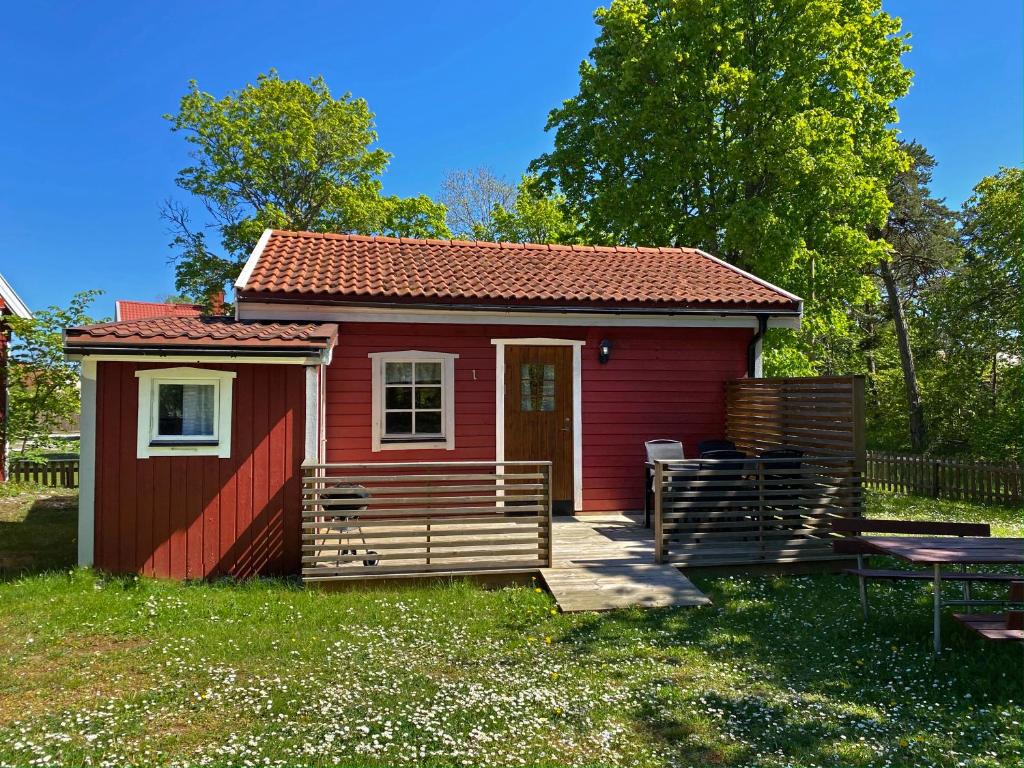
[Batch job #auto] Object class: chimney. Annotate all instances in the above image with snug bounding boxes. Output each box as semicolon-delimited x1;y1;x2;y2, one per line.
208;290;225;316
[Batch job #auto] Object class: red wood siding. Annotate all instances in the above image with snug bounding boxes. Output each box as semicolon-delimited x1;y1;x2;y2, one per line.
325;322;750;511
579;326;749;511
93;361;304;578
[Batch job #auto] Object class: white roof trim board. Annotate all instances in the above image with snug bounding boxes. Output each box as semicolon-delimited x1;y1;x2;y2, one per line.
0;272;31;318
234;229;272;291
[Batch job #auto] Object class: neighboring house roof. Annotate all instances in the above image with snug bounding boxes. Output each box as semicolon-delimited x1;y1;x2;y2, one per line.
0;272;32;318
115;300;204;321
64;316;338;357
234;230;802;314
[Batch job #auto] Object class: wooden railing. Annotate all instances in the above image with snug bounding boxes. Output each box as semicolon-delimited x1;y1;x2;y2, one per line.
8;456;80;488
301;461;553;581
653;455;862;567
865;451;1022;505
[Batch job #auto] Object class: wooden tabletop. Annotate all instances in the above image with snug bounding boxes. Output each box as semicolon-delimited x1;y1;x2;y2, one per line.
852;536;1024;564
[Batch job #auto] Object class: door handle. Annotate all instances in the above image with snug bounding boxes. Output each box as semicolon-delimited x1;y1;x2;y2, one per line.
561;417;571;432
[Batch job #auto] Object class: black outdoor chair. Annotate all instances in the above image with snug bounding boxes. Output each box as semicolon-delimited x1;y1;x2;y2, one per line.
644;439;685;528
697;438;736;455
698;448;749;472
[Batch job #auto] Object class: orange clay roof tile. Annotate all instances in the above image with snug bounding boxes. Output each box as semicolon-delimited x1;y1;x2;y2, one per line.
64;317;338;352
235;230;800;312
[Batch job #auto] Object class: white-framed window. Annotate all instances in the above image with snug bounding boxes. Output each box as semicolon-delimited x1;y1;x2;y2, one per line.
368;351;457;451
135;367;236;459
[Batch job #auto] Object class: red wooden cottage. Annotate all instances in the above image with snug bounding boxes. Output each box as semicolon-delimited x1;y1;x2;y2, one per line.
64;230;804;579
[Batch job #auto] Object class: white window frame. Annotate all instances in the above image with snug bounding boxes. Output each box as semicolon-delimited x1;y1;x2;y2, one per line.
368;351;458;451
135;367;236;459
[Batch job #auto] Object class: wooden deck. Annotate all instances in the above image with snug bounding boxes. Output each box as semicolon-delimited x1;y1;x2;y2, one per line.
543;514;710;612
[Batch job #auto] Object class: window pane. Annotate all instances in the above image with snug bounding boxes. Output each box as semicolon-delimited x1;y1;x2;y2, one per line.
520;364;555;412
385;412;413;435
385;362;412;384
385;386;412;409
415;362;442;384
415;411;442;435
415;386;442;409
158;384;184;435
181;384;215;435
158;383;215;436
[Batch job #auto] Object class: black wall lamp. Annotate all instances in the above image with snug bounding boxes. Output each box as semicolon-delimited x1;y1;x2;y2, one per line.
598;338;612;364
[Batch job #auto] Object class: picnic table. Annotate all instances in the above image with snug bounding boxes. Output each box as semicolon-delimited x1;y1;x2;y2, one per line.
845;536;1024;652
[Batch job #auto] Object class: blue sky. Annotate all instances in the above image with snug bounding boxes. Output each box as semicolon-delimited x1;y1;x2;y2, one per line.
1;1;1020;316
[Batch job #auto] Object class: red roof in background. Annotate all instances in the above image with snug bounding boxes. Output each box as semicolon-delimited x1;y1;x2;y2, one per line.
115;300;204;321
64;316;338;354
235;230;801;312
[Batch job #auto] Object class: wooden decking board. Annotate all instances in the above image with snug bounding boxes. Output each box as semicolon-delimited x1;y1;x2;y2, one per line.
542;513;710;612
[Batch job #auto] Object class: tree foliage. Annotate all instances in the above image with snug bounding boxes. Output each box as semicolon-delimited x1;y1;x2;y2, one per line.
532;0;913;369
916;168;1023;460
440;172;583;244
7;291;102;460
867;141;958;450
439;168;517;238
164;71;450;300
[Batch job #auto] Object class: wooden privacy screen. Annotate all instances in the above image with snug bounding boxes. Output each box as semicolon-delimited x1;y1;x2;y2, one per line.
653;456;862;567
725;376;866;471
301;461;553;581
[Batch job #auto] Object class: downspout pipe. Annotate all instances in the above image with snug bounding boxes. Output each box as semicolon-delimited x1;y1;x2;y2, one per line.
747;315;769;378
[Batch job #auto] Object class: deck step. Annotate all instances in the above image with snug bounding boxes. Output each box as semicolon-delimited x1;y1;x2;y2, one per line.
540;564;711;612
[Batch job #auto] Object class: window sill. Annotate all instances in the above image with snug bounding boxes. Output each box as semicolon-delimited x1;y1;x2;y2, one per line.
138;441;229;459
149;439;219;447
376;438;453;452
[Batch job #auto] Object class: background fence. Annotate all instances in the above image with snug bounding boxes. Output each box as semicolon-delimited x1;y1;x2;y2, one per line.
8;455;80;488
864;451;1022;505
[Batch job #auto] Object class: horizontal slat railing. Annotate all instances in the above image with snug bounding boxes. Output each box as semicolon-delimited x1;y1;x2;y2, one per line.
301;460;553;581
865;451;1022;505
726;376;866;471
653;456;861;567
9;457;80;488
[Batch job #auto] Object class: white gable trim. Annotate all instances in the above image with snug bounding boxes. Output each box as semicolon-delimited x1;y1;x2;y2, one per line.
233;229;273;297
692;248;804;306
0;273;31;318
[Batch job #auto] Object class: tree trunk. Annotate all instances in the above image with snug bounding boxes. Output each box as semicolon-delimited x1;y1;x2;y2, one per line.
879;259;927;451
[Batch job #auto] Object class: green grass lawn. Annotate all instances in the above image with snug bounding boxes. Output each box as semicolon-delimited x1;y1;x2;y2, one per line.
0;489;1020;768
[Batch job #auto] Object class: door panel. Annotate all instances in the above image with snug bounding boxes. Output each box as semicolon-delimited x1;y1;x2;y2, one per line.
504;345;573;508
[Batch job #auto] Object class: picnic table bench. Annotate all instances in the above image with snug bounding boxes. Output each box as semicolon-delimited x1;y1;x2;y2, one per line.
832;518;1024;652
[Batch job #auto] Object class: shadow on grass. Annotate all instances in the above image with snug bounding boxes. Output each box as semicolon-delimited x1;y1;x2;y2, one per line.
557;571;1023;764
0;492;78;578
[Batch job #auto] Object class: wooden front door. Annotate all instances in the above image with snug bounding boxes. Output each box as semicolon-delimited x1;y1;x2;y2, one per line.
504;345;574;510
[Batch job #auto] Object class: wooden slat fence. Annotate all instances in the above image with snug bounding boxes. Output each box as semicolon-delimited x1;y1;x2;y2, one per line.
8;456;80;488
301;460;553;581
726;376;866;470
865;451;1022;505
653;455;861;567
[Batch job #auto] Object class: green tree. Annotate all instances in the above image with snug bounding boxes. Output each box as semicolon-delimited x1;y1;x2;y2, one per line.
532;0;912;370
439;167;517;238
7;291;102;460
480;176;584;244
917;167;1022;460
440;172;583;244
163;71;449;300
869;141;958;451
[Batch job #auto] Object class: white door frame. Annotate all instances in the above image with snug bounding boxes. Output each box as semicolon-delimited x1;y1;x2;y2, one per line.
492;338;584;511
